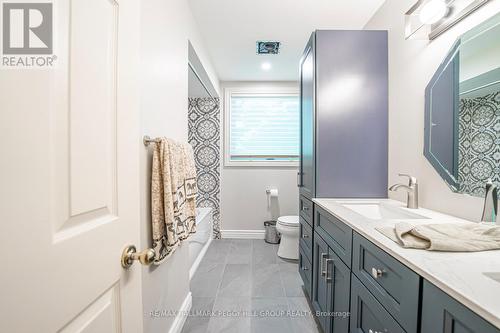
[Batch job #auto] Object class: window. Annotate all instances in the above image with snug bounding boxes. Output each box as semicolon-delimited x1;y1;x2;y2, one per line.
224;88;300;166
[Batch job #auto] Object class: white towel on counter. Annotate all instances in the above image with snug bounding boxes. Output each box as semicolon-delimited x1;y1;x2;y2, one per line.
151;138;197;265
376;222;500;252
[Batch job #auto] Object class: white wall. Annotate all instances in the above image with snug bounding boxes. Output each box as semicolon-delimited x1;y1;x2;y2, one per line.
365;0;500;222
220;81;300;232
139;1;219;332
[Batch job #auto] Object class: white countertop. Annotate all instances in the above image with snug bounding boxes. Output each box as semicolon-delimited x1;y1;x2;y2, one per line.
313;198;500;329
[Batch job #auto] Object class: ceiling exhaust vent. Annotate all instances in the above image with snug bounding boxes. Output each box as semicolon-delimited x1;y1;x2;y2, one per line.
256;41;281;55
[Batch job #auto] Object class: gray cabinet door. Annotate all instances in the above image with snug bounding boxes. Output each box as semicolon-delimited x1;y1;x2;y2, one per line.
421;280;500;333
312;232;330;332
326;248;351;333
299;36;315;199
299;245;312;298
350;275;405;333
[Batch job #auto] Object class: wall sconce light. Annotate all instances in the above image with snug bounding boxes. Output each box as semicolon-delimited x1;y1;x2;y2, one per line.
405;0;490;40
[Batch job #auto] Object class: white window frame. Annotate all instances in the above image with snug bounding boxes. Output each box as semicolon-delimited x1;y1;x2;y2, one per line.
224;86;300;167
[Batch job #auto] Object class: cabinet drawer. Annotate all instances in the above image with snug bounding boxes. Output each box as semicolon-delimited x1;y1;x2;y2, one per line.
299;216;312;260
314;206;352;268
352;232;420;333
350;275;405;333
422;280;500;333
299;196;313;225
299;245;312;298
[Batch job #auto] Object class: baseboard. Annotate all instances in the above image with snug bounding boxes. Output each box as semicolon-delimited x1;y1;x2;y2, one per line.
189;236;213;280
168;292;192;333
220;229;265;239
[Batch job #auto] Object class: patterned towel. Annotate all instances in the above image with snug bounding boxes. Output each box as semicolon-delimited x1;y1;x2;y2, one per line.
151;138;197;264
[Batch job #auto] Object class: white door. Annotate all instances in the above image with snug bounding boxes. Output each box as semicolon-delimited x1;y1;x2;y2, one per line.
0;0;143;332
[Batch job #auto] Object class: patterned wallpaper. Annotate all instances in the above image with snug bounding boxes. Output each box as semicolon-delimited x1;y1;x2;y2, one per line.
188;97;221;238
458;91;500;196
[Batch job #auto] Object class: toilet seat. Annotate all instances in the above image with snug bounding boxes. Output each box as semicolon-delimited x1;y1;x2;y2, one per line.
277;215;299;227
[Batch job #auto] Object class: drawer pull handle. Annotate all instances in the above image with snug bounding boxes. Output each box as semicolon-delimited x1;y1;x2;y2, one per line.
301;266;309;271
325;258;334;283
302;233;309;238
368;330;384;333
320;253;328;276
371;267;384;279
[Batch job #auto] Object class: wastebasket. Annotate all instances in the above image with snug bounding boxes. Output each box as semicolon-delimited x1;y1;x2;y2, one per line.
264;220;280;244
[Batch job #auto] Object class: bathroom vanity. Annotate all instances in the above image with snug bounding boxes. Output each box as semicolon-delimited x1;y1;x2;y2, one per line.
299;198;500;333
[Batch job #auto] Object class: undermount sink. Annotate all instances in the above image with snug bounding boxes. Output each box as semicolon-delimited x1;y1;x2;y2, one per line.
341;202;429;220
484;272;500;283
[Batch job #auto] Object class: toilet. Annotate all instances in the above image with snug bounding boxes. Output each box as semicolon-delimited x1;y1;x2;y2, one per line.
276;215;300;260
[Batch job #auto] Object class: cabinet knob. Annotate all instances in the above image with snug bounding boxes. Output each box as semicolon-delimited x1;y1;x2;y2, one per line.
371;267;384;279
301;206;310;211
302;233;309;238
301;266;309;271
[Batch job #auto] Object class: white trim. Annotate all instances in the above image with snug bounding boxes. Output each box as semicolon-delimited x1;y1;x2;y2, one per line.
220;229;266;239
189;236;213;280
168;292;192;333
223;86;300;168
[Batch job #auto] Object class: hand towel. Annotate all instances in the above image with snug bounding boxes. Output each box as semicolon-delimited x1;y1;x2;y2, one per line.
376;222;500;252
151;138;197;264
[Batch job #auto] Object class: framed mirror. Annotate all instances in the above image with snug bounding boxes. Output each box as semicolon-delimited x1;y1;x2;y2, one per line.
424;12;500;197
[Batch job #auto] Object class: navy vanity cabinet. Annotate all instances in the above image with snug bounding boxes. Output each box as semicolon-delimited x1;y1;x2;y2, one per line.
312;233;330;331
314;206;352;268
352;233;420;333
299;195;313;223
350;275;405;333
298;30;388;200
421;280;500;333
298;246;312;298
312;231;351;333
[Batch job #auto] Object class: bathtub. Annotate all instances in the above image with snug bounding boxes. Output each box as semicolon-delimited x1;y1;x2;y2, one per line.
188;207;213;279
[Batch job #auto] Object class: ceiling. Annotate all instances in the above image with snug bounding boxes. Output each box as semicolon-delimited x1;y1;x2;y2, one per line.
188;0;386;82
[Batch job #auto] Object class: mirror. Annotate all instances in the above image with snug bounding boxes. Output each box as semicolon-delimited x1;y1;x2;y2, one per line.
424;12;500;197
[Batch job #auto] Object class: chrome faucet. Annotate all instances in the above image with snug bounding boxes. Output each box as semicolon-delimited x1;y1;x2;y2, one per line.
481;179;498;223
389;174;419;209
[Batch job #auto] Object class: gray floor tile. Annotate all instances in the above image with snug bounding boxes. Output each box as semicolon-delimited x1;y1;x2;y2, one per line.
287;297;321;333
218;264;252;297
251;264;285;297
181;297;215;333
250;297;292;333
203;239;231;264
252;239;278;265
279;262;305;297
208;297;251;333
226;239;253;264
191;262;225;297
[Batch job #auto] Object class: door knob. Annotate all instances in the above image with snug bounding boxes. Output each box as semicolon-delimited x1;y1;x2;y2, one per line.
121;245;155;268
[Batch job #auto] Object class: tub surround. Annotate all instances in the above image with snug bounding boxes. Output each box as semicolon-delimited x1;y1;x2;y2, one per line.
313;198;500;329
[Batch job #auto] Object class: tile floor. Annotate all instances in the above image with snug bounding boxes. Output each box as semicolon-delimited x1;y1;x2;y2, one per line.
182;239;321;333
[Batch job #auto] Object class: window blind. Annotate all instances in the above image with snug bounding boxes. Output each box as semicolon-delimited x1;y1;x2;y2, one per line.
229;94;300;161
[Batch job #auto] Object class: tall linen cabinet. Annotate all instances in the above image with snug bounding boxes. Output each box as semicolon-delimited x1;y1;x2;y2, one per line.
298;30;388;199
298;30;388;333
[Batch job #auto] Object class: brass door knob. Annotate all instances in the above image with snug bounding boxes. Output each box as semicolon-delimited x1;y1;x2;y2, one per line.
121;245;155;268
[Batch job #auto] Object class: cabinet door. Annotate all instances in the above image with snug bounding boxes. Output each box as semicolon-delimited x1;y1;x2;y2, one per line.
312;232;330;332
350;275;405;333
326;248;351;333
299;245;312;298
299;36;315;198
421;280;500;333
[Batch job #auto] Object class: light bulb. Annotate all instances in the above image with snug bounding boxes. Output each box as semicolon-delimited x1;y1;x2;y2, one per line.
419;0;448;25
261;62;271;71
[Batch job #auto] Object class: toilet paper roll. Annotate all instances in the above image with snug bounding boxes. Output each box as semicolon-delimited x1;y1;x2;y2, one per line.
267;188;279;209
268;188;279;197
